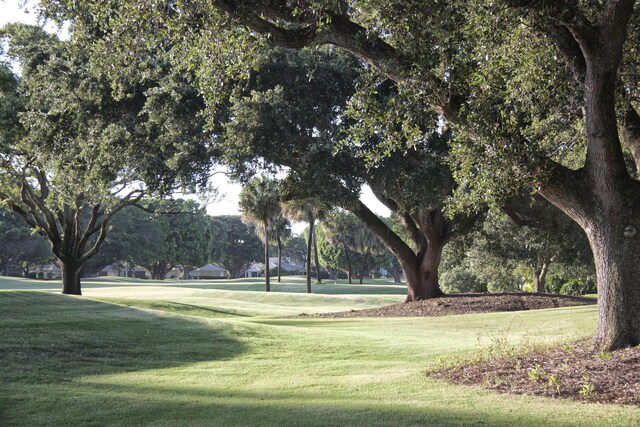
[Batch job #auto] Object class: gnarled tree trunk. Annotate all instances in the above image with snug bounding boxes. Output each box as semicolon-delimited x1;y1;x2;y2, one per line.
349;201;454;301
401;235;445;301
60;259;82;295
533;259;553;293
538;5;640;348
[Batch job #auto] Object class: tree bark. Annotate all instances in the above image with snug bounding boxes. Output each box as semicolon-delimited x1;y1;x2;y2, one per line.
306;217;314;293
359;249;369;285
313;225;322;283
401;236;445;302
344;246;352;284
536;3;640;348
149;262;170;280
60;259;82;295
533;262;550;293
264;222;271;292
277;235;282;282
587;219;640;349
348;200;447;301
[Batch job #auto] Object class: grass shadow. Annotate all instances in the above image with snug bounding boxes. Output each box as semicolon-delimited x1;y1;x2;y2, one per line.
0;291;247;382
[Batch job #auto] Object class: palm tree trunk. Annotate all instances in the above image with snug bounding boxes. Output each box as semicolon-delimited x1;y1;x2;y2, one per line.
264;222;271;292
306;218;314;293
344;246;352;284
277;235;282;282
313;224;322;284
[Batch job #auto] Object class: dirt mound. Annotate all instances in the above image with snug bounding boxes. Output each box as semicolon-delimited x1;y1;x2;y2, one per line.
302;293;595;318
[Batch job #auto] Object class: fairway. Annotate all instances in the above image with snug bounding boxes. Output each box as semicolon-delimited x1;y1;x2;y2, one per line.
0;277;637;426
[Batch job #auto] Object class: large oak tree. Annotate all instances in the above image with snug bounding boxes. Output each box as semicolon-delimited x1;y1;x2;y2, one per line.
0;23;212;294
39;1;640;349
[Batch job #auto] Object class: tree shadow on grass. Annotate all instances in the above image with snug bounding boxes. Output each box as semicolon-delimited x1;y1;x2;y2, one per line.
2;380;624;426
0;291;247;382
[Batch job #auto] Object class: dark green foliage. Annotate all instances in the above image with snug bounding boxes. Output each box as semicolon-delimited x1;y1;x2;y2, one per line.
209;215;262;278
0;206;51;276
441;198;595;294
0;23;214;293
132;199;212;280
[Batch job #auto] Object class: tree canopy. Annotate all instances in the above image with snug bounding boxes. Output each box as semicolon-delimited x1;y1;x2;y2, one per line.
0;23;213;294
32;0;640;349
209;215;262;279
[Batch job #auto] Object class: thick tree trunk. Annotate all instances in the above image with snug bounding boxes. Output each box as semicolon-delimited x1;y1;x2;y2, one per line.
264;223;271;292
402;239;445;302
539;36;640;349
587;217;640;349
542;172;640;351
349;200;447;301
60;259;82;295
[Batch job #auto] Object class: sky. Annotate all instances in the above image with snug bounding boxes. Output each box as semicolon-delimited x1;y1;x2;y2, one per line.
0;0;391;232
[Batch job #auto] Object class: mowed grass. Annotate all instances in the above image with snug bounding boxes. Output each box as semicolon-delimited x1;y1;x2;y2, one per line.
1;277;638;426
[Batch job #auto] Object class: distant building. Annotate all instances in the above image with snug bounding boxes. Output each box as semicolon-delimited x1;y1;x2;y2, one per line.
99;263;147;279
243;263;263;278
189;264;228;279
31;263;62;280
266;257;305;274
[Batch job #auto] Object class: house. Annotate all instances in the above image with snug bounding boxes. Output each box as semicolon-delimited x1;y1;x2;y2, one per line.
266;257;305;274
31;263;62;280
243;262;263;278
99;263;147;279
189;264;228;279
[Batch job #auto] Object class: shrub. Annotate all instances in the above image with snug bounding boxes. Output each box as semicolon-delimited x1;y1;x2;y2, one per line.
440;268;487;294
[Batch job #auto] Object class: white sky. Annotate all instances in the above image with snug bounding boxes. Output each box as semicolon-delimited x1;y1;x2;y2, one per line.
0;0;391;233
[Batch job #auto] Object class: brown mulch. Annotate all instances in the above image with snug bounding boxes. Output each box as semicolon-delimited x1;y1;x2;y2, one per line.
300;293;595;318
299;293;639;405
429;340;640;405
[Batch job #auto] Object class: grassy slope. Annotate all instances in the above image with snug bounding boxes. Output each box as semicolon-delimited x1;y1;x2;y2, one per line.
0;277;637;426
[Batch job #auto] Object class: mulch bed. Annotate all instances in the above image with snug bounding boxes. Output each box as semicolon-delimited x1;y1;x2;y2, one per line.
300;293;595;318
429;340;640;405
299;293;638;405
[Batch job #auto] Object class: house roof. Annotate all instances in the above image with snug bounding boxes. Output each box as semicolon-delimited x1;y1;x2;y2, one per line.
191;264;226;273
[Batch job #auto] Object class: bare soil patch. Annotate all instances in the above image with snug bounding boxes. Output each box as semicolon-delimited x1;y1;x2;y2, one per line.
301;293;595;318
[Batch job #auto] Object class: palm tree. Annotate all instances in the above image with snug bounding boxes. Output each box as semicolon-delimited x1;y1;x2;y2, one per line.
282;198;327;293
239;176;281;292
272;215;292;282
254;213;292;283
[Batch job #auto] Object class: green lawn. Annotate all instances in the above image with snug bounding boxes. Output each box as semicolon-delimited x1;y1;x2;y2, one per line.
0;277;637;426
